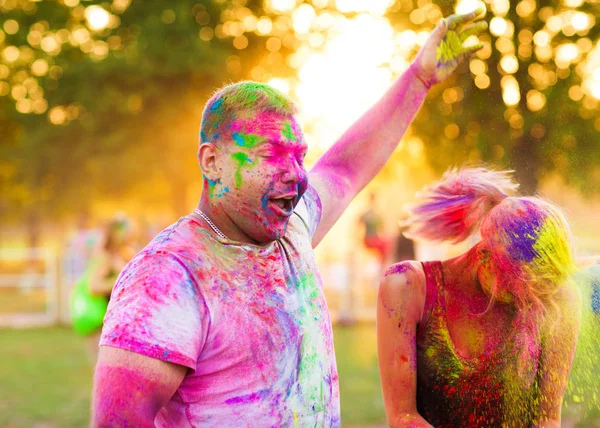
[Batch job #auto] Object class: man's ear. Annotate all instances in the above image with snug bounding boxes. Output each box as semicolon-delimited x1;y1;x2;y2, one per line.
198;142;220;181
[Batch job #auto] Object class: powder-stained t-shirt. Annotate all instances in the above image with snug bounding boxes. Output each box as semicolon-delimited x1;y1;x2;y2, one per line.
100;186;340;427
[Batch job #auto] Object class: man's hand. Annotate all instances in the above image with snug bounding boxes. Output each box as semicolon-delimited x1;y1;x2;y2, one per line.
413;7;488;87
309;10;488;245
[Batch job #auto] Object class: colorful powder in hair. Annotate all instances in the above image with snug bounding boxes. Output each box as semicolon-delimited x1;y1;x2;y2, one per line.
200;81;298;145
527;218;573;281
506;206;545;263
210;98;224;112
218;82;296;113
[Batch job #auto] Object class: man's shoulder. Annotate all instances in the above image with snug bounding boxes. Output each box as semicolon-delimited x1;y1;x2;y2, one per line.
144;216;209;254
124;217;211;274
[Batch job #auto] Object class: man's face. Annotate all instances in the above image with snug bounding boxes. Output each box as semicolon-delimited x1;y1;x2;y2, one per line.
213;111;309;243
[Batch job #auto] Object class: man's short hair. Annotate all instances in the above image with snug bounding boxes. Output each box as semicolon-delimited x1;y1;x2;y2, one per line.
200;81;298;144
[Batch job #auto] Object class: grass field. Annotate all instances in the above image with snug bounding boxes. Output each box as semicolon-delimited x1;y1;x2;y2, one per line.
0;325;386;428
0;323;598;427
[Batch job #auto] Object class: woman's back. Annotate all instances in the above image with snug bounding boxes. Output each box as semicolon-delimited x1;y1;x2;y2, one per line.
416;261;543;427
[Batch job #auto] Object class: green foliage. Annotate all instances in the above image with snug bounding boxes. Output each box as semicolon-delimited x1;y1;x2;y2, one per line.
1;0;272;224
1;0;598;232
390;0;600;194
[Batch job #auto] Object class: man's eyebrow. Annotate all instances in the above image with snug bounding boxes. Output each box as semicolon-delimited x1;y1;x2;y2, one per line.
258;140;308;150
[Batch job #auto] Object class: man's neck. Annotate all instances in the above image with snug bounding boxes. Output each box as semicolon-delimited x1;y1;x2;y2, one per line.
196;197;259;245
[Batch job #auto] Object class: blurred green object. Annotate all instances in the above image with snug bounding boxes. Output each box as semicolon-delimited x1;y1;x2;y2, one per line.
70;269;107;336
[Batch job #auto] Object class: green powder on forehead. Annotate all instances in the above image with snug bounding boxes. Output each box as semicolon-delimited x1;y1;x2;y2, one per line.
232;132;262;149
282;122;295;141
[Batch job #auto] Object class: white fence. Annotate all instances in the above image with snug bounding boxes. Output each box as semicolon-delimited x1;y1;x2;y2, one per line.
0;248;59;327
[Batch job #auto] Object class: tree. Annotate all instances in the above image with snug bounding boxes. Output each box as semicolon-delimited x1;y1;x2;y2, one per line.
1;0;280;243
392;0;600;194
220;0;598;196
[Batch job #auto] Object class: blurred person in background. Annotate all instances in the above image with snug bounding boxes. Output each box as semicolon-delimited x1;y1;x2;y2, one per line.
89;214;137;300
360;193;394;266
91;10;488;427
63;211;103;287
77;214;137;362
394;212;416;263
377;167;581;427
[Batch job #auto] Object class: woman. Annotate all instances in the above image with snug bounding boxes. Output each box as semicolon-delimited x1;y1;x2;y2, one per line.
86;215;136;360
377;167;581;427
89;215;136;300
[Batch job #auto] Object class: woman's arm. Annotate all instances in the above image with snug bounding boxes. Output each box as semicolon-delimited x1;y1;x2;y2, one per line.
536;283;582;427
377;261;432;428
88;252;114;296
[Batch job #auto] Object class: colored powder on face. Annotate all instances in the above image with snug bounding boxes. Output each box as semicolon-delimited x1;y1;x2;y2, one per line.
207;177;229;198
232;132;262;149
231;152;253;188
282;122;295;141
206;177;217;189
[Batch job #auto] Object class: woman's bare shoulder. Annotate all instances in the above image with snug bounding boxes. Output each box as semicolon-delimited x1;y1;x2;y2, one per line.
379;261;427;316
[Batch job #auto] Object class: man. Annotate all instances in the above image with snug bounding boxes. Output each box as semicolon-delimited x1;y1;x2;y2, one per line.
92;10;487;427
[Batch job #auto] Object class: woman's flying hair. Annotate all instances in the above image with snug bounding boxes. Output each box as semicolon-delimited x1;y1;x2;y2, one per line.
406;166;575;313
405;167;518;244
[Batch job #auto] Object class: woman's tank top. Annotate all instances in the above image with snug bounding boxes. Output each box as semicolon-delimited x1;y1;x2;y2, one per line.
416;261;543;427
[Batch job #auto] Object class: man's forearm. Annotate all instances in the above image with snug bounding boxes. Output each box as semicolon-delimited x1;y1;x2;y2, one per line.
312;65;428;196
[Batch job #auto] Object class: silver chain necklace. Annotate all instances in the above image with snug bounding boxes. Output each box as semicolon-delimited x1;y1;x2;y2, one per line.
194;208;227;240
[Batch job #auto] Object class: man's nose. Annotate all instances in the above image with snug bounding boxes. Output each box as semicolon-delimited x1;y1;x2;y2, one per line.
281;157;305;184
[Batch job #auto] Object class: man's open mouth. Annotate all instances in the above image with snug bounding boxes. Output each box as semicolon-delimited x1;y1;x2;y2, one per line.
268;194;296;215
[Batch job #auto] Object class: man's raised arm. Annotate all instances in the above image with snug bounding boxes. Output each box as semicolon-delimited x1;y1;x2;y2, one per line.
309;9;487;247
